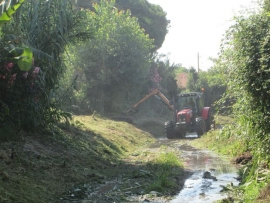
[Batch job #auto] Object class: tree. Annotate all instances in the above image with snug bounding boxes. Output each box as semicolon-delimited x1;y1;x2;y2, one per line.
76;0;169;51
187;67;199;91
155;60;179;98
67;0;154;114
115;0;169;51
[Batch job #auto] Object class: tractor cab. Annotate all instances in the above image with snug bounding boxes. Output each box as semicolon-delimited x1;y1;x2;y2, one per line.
176;92;204;117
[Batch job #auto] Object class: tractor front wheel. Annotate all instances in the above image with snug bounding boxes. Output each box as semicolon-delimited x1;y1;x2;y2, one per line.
196;118;205;138
165;121;175;139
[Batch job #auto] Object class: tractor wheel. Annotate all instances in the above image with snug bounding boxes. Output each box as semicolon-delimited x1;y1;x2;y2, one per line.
196;118;205;138
175;132;186;139
165;121;174;139
205;109;214;132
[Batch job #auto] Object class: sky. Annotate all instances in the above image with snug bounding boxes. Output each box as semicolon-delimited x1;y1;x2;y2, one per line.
147;0;260;70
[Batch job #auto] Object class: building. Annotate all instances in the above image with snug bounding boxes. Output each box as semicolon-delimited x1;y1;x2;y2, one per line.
176;72;188;89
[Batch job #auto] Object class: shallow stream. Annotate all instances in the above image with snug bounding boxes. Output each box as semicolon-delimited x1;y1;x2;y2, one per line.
157;134;240;203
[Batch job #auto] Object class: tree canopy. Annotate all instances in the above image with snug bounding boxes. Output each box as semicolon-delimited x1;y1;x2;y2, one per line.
115;0;169;51
64;0;154;113
76;0;170;51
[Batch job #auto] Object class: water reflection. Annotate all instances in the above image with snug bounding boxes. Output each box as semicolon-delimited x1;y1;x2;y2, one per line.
171;143;239;203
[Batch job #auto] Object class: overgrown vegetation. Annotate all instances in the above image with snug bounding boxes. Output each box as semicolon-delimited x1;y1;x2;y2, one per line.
0;0;93;131
190;1;270;200
214;1;270;201
188;1;270;201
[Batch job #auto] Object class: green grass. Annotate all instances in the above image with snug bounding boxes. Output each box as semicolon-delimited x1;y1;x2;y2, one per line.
191;115;247;156
146;152;184;193
0;115;156;203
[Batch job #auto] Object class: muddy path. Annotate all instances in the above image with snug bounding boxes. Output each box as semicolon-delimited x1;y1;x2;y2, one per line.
126;137;240;203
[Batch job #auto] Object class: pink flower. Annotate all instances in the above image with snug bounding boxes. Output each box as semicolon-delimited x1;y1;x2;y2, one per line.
12;73;17;79
8;62;14;68
23;72;28;78
7;73;17;86
5;62;14;72
33;67;40;74
32;67;40;78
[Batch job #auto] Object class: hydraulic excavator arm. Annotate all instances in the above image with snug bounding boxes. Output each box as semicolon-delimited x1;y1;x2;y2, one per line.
124;88;173;115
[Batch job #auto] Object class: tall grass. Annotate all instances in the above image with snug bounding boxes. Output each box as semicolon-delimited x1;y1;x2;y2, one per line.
147;152;183;193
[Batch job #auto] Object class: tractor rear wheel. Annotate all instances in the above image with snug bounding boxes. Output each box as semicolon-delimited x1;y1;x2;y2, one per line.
165;121;174;139
196;118;205;138
205;109;214;132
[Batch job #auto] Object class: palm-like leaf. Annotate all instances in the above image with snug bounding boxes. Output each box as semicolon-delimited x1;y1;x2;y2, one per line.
0;0;24;25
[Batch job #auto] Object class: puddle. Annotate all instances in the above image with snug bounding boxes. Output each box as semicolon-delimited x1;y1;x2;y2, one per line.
171;143;239;203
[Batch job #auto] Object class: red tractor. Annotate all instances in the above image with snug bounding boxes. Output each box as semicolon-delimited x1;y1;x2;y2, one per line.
165;91;214;139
